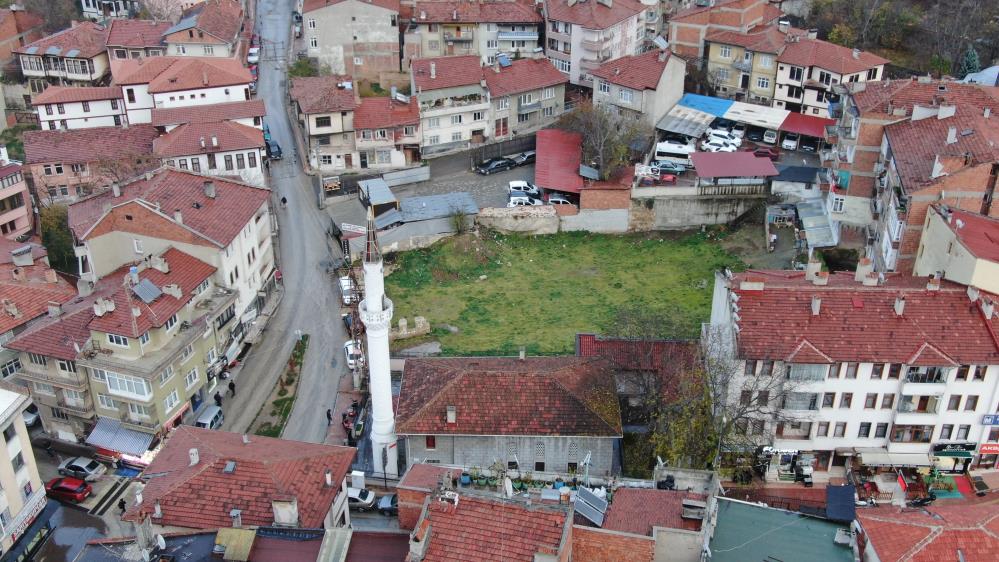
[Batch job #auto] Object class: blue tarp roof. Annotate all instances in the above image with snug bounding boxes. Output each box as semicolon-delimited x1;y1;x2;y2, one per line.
677;93;734;118
775;165;821;184
825;485;857;522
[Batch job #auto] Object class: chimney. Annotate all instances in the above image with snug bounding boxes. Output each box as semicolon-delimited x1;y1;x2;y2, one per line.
739;278;765;291
93;299;106;317
44;269;57;283
162;284;182;299
128;265;139;285
211;135;218;147
862;272;879;286
812;271;829;285
430;62;436;79
926;274;941;291
153;501;162;518
937;104;956;119
807;29;817;40
419;9;425;19
811;295;821;316
199;136;206;148
325;469;333;487
174;209;183;224
854;257;874;282
804;257;822;281
985;107;992;119
894;295;906;316
11;245;33;267
446;405;457;424
983;299;995;320
1;299;18;318
946;126;957;144
242;434;250;444
203;180;216;199
111;182;121;197
47;301;62;317
151;255;170;273
852;48;860;59
189;448;200;466
777;20;790;34
230;508;242;528
452;9;457;20
518;346;526;360
10;267;24;282
968;285;980;302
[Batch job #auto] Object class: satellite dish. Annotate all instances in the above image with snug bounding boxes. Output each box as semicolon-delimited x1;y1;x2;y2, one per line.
156;535;167;549
503;477;514;498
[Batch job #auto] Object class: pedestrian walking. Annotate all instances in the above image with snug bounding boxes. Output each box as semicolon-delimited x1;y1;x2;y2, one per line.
228;380;236;397
118;498;127;517
214;391;223;408
326;408;332;426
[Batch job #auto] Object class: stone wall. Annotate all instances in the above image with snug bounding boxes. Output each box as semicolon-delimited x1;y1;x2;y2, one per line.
476;206;559;234
651;196;761;230
560;209;629;233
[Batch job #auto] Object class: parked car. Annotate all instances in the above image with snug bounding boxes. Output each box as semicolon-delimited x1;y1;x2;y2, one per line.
512;150;536;166
655;140;696;156
781;132;800;151
58;457;106;481
292;10;302;23
348;487;377;511
338;276;355;305
751;147;780;161
294;22;302;38
344;340;363;370
46;477;92;503
731;123;747;138
508;194;543;207
745;127;765;142
710;117;735;130
508;180;540;197
249;65;258;79
262;123;271;142
247;47;260;65
799;138;819;152
22;404;39;427
378;494;398;516
248;81;257;94
700;139;738;152
476;157;515;175
266;140;283;160
251;34;260;47
547;193;573;205
651;160;686;174
706;130;743;147
661;132;692;144
762;129;778;145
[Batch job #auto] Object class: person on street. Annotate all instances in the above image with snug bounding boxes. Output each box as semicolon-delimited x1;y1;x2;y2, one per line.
228;380;236;397
326;409;333;425
214;391;223;408
118;498;127;517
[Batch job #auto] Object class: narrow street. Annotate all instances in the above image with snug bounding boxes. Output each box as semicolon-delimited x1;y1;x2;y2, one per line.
220;0;350;445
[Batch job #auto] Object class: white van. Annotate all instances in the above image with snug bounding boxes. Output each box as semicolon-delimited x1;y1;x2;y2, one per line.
763;129;778;145
195;405;224;430
338;276;356;305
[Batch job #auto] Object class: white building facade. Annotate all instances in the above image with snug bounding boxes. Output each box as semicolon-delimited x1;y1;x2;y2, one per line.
33;88;126;130
543;0;647;88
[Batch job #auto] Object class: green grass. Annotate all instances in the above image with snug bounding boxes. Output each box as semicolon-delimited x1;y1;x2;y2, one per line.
385;231;742;355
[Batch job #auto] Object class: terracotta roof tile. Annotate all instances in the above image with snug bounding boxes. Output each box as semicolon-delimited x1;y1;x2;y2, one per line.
114;57;251;93
705;24;806;54
575;334;699;373
396;356;622;437
412;55;484;91
858;499;999;561
534;129;582;192
884;113;999;191
106;19;170;48
933;205;999;262
398;463;451;491
591;49;674;91
851;80;999;117
5;305;93;361
153;120;263;158
124;426;356;529
545;0;645;29
483;58;567;98
150;99;266;127
23;125;158;165
32;86;122;105
289;76;358;114
777;38;889;75
2;8;44;34
0;262;76;335
353;96;419;130
68;168;270;246
167;0;242;44
15;21;108;59
729;270;999;364
304;0;399;14
602;489;707;535
409;1;541;23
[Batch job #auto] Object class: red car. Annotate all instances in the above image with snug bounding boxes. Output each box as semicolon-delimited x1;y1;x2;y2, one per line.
46;477;92;503
752;147;780;161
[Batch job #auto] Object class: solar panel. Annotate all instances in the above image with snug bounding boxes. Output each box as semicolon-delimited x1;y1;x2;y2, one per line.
497;54;512;68
579;165;600;180
132;278;162;304
540;489;561;501
575;499;605;526
577;487;608;513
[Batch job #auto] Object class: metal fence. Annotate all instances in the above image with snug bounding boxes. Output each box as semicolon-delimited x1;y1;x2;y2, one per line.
468;134;537;167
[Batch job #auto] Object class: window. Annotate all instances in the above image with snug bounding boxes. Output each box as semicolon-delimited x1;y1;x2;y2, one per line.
756;391;769;406
28;352;47;366
598;81;610;94
224;155;234;170
965;395;979;411
428;40;440;51
185;367;199;389
315;116;331;128
542;87;555;100
543;107;555;117
102;370;151;399
940;424;954;440
451;131;462;142
236;154;246;169
833;422;846;437
12;452;24;472
759;54;773;68
56;103;65;114
164;389;179;413
740;390;752;405
816;422;829;436
744;360;757;376
248;152;257;168
207;153;217;169
320;155;332;165
158;365;175;386
107;333;129;347
751;420;765;435
973;366;986;381
887;364;902;379
822;393;835;408
309;37;318;48
164;314;178;331
840;393;853;408
550;57;570;73
956;365;970;380
1;358;20;378
486;39;498;49
957;425;970;440
427;117;440;129
719;45;732;58
33;382;55;395
403;125;416;136
427;135;439;145
507;441;518;469
760;361;775;376
114;48;127;59
756;77;770;89
870;363;884;379
353;57;363;66
618;89;634;103
450;115;462;125
948;395;961;411
881;393;895;409
127;402;150;418
858;422;872;438
865;393;877;408
844;363;858;379
308;18;316;29
81;100;91;113
875;423;888;438
191;158;201;173
180;343;194;363
867;68;878;80
890;425;934;443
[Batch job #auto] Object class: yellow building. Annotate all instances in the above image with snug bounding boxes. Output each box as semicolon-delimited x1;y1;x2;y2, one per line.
704;23;801;105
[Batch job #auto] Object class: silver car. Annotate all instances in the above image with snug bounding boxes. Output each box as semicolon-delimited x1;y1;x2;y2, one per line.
58;456;107;481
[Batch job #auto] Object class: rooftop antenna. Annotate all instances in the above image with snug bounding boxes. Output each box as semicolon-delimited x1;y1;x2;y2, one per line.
581;451;593;487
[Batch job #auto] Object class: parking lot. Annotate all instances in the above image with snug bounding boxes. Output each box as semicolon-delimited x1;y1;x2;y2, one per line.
397;155;536;209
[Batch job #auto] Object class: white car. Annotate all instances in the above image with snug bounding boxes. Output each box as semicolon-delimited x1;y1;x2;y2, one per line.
58;457;107;481
348;487;376;511
508;180;540;197
547;194;573;205
706;130;743;147
344;340;364;370
508;194;543;207
781;132;800;151
731;123;747;138
763;129;778;144
655;140;696;156
338;276;355;305
700;139;738;153
247;47;260;64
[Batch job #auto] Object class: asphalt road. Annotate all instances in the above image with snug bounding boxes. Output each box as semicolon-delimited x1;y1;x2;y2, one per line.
221;0;349;444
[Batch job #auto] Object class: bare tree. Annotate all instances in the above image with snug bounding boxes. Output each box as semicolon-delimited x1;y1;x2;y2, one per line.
556;101;651;181
141;0;186;22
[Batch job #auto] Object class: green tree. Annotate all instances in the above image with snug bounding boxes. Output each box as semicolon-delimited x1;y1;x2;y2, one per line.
958;47;981;79
39;205;75;274
556;102;651;181
929;54;951;77
827;24;857;47
288;58;319;78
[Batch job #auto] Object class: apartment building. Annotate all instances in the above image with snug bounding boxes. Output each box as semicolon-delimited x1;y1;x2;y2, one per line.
154;121;266;186
411;55;491;155
403;1;543;66
163;0;243;58
32;86;126;130
22;125;159;204
591;47;685;127
485;57;568;140
8;248;238;449
705;22;803;104
67;168;275;322
353;95;421;169
0;159;32;239
710;266;999;476
290;75;358;171
303;0;400;78
105;19;171;62
0;6;44;66
544;0;648;87
914;206;999;295
668;0;781;60
0;386;47;558
773;37;888;118
150;99;267;132
114;57;253;124
15;21;110;96
81;0;140;21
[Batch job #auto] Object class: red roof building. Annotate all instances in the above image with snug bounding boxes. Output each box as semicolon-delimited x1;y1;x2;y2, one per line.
114;56;251;93
14;20;109;59
32;86;121;105
162;0;243;54
353;97;419;130
124;426;356;530
534;129;583;193
0;6;44;64
289;75;358;115
105;19;171;61
150;99;266;128
778;38;889;77
668;0;782;59
602;488;708;534
483;57;568;98
152;120;264;158
545;0;645;29
410;1;541;24
689;152;779;178
14;21;110;85
591;49;674;91
0;240;75;338
914;205;999;295
411;55;484;92
857;500;999;562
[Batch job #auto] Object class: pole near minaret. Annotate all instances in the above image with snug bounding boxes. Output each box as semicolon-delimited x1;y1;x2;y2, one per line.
358;207;398;477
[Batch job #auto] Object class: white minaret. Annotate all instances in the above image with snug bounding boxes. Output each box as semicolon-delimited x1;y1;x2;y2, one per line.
358;208;398;477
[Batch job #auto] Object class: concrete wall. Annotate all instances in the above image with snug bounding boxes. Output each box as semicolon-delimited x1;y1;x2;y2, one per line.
476;206;559;234
560;209;629;233
653;528;703;562
404;434;617;477
306;1;399;78
651;195;761;229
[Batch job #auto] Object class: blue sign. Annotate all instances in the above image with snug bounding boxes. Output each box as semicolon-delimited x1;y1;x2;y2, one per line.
983;414;999;426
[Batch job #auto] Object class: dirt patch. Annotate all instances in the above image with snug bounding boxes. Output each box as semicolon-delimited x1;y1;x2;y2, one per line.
249;334;310;437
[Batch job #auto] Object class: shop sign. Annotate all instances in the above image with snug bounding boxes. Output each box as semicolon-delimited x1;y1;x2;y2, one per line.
9;493;46;543
897;472;907;492
761;447;799;456
982;414;999;426
980;443;999;455
932;442;977;453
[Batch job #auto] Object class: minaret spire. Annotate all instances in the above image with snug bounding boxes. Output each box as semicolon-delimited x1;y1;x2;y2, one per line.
364;206;381;264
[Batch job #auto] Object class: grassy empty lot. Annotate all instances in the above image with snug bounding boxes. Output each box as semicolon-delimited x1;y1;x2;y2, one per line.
386;231;742;355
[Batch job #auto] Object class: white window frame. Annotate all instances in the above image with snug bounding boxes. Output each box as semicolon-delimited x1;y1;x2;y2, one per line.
33;382;55;396
102;370;151;400
163;389;179;413
309;37;318;48
158;365;175;386
165;314;178;332
497;97;510;110
57;360;76;373
450;115;462;125
139;331;150;346
128;402;150;418
618;89;634;103
542;87;555;100
98;394;118;410
427;117;440;129
832;196;845;213
720;45;732;58
107;333;129;347
756;76;770;89
185;367;199;389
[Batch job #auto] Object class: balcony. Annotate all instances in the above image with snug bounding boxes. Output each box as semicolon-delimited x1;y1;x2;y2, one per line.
16;364;90;390
443;31;474;42
419;95;487;115
732;60;753;73
498;31;539;41
58;397;95;418
518;101;541;114
581;34;613;51
119;411;157;431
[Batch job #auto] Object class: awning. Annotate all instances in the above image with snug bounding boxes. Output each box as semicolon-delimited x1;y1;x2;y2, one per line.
535;129;583;193
858;450;933;467
359;178;397;207
723;101;789;130
933;450;973;458
86;417;155;457
779;112;836;138
825;485;856;523
656;104;715;137
676;93;734;117
796;200;836;248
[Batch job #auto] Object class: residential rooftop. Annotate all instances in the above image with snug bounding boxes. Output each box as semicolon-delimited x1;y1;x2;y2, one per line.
32;86;122;105
483;57;568;98
411;55;484;92
353;96;418;130
705;23;806;54
152;120;264;158
150;99;267;127
0;241;76;336
777;37;889;75
15;20;108;59
932;205;999;263
114;56;251;92
591;48;677;91
884;112;999;191
106;18;171;48
857;498;999;562
289;75;358;114
545;0;646;29
408;1;541;24
849;78;999;115
164;0;243;44
303;0;399;14
23;124;158;165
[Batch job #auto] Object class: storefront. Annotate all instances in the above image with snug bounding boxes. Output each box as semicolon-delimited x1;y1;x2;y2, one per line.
1;493;57;561
976;443;999;469
931;442;976;473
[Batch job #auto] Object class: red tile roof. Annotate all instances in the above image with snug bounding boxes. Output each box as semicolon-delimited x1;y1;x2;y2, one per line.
150;99;266;127
124;426;356;530
689;152;779;178
416;494;569;562
153;120;263;158
87;248;216;337
344;532;410;562
171;0;243;43
410;1;541;23
0;162;21;181
304;0;399;14
778;111;835;138
396;356;622;436
778;38;889;75
0;8;44;35
412;55;484;92
591;49;674;91
398;463;451;491
850;79;999;116
545;0;645;29
602;489;707;535
934;205;999;263
576;334;699;373
670;0;779;25
15;21;108;59
705;24;805;54
32;86;122;105
5;305;94;361
289;76;358;114
106;19;170;47
353;96;419;130
0;262;76;335
23;125;158;165
0;238;45;266
484;58;567;98
858;499;999;562
534;129;583;193
114;57;251;93
884;113;999;191
727;270;999;364
69;168;270;246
